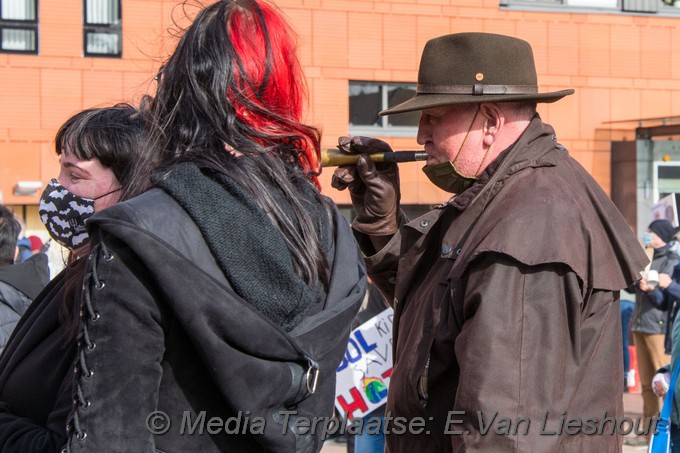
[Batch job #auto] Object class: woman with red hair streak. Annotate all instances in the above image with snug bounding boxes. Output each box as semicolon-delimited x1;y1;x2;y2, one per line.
64;1;366;452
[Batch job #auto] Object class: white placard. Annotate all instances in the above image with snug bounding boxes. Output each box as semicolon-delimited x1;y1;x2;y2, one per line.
651;193;678;226
334;308;394;420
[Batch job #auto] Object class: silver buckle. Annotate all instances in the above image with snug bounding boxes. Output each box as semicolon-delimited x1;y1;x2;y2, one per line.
306;359;319;394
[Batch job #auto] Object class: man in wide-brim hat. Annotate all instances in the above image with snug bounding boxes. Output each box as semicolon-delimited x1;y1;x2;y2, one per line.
332;32;648;452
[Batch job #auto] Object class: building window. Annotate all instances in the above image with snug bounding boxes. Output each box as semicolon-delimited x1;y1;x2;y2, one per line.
501;0;619;8
349;81;419;137
660;0;680;10
501;0;680;13
500;0;617;7
83;0;121;57
0;0;38;54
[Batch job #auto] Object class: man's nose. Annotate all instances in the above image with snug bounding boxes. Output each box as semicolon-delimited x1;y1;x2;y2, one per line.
416;118;428;145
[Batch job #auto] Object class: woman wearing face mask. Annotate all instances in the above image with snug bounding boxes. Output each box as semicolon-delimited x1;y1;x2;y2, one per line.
64;1;365;452
0;104;146;452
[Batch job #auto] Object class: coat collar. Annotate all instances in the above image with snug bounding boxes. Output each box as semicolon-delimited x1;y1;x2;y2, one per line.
402;115;564;253
399;114;648;291
450;114;564;212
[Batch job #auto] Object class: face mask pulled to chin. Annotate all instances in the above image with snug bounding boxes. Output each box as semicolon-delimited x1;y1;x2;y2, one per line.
422;161;477;194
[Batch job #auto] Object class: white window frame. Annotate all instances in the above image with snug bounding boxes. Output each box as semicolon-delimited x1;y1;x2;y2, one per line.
500;0;680;14
83;0;121;57
0;0;38;54
349;81;418;138
500;0;620;11
653;162;680;204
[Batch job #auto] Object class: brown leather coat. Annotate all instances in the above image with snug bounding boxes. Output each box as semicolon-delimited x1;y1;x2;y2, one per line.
362;117;648;452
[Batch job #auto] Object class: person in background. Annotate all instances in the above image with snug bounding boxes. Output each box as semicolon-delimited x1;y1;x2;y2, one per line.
332;32;647;452
0;205;50;354
0;104;147;452
628;219;679;446
16;236;47;263
651;303;680;451
11;214;30;264
28;236;45;255
622;296;635;391
646;235;680;355
15;239;32;263
0;207;20;270
64;1;365;452
647;237;680;451
350;283;391;453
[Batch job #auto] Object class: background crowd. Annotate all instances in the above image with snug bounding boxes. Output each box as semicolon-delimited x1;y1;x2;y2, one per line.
0;0;668;452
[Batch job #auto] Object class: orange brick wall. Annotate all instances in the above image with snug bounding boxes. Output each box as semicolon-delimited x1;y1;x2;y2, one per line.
284;1;680;204
2;0;680;210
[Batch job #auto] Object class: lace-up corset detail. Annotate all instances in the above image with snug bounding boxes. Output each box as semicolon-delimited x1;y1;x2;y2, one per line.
64;242;111;452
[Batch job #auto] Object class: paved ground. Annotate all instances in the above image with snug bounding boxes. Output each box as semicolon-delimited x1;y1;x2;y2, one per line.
320;391;652;452
621;390;651;453
321;438;350;453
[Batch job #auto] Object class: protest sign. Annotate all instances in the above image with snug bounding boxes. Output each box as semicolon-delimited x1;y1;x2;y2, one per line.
335;307;394;420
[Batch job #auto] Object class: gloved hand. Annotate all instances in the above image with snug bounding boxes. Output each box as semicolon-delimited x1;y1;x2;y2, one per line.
652;371;670;398
331;136;401;236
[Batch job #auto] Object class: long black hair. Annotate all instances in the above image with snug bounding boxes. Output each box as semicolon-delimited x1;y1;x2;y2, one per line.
127;0;330;289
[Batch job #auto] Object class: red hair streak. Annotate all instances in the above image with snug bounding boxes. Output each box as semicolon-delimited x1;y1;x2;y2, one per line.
227;1;321;187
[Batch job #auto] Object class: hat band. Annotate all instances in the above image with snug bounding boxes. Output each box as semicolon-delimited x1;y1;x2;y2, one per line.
417;84;538;96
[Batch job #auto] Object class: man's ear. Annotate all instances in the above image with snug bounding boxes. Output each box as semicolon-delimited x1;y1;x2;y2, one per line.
480;103;503;146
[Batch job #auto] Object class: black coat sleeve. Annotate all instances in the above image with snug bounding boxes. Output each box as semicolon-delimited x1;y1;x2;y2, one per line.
0;368;72;453
65;232;166;453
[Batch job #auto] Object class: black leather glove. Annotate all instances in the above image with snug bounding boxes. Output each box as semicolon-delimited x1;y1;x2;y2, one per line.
331;136;400;236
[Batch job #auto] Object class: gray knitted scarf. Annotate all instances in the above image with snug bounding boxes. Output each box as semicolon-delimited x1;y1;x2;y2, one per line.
158;162;326;332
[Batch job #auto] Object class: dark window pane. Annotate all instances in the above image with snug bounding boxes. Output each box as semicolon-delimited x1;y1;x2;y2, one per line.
622;0;658;12
2;27;35;51
349;83;381;127
658;166;680;179
386;85;419;127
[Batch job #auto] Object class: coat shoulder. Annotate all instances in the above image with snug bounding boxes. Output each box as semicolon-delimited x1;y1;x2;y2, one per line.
464;156;647;290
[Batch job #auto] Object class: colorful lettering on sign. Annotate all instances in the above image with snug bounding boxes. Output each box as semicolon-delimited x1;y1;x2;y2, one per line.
362;376;388;404
337;387;369;419
335;308;394;420
337;330;379;372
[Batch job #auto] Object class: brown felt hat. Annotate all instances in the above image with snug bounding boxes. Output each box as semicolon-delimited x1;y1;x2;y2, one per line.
380;32;574;116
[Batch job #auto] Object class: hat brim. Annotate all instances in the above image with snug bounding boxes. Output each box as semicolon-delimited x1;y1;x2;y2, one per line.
379;89;575;116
